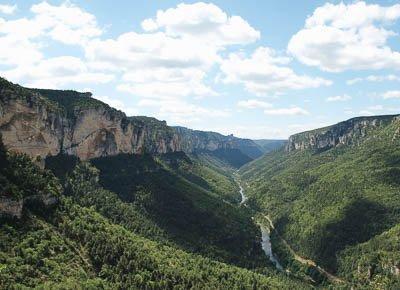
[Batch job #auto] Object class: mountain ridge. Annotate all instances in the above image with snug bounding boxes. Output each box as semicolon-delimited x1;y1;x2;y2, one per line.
0;77;262;162
286;114;399;152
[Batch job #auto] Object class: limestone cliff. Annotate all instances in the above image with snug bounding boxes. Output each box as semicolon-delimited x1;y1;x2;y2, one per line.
0;77;260;160
286;115;399;152
0;78;181;160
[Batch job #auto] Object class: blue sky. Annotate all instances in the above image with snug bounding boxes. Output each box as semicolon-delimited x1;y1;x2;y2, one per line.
1;0;400;139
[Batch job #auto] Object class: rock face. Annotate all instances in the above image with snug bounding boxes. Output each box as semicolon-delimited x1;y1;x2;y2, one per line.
0;194;58;219
0;78;181;160
0;197;23;219
286;115;399;152
0;78;259;160
0;85;65;159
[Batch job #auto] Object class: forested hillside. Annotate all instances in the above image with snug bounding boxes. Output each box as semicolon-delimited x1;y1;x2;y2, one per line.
240;115;400;288
0;135;308;289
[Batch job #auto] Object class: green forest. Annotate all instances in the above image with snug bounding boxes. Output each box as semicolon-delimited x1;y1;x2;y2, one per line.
240;117;400;289
0;135;306;289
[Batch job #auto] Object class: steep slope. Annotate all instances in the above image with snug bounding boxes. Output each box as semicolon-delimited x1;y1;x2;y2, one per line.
0;137;308;289
240;115;400;288
87;152;264;268
286;115;397;152
0;78;180;160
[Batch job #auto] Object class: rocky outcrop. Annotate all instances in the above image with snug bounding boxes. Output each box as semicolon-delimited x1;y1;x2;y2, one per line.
0;78;181;160
0;197;24;219
0;86;66;159
61;107;181;160
286;115;399;152
0;194;58;219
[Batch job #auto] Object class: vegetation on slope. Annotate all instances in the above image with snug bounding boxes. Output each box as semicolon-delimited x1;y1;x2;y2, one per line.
240;116;400;288
88;152;265;268
0;136;309;289
0;136;60;201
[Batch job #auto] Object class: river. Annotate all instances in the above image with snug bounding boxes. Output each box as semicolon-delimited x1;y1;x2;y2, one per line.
238;181;283;271
239;184;247;204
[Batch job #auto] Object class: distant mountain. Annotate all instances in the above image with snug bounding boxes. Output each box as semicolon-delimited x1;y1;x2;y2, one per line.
253;139;286;153
174;126;264;162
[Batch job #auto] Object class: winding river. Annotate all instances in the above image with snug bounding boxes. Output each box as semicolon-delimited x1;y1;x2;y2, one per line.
260;225;283;270
238;181;283;270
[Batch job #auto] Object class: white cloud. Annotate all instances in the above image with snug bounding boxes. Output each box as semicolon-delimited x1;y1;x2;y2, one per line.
237;99;272;109
30;1;102;45
383;90;400;99
0;1;106;88
326;94;352;102
0;4;17;14
94;95;138;116
138;99;230;126
264;107;309;116
347;74;400;85
0;2;101;43
219;47;331;96
0;35;43;66
87;2;261;100
86;32;219;72
141;2;260;46
359;104;400;116
117;78;217;100
288;2;400;72
2;56;114;89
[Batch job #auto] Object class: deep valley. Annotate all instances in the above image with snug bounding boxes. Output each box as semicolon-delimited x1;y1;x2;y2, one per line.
1;77;400;289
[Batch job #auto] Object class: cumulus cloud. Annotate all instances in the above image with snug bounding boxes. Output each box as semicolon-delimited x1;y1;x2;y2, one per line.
326;94;352;102
2;56;114;89
0;1;107;88
383;90;400;99
0;2;101;44
0;4;16;14
138;99;230;126
94;95;138;116
117;78;217;100
86;2;261;101
237;99;272;109
347;74;400;85
264;107;309;116
288;2;400;72
30;1;102;45
219;47;331;95
86;31;220;99
141;2;260;46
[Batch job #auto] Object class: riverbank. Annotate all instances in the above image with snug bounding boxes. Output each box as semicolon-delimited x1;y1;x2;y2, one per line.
235;177;283;271
235;175;345;286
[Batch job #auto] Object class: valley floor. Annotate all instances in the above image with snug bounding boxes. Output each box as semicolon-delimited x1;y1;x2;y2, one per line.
236;178;343;287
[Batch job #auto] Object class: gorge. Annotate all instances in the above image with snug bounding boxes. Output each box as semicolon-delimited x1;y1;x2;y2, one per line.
1;77;400;289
